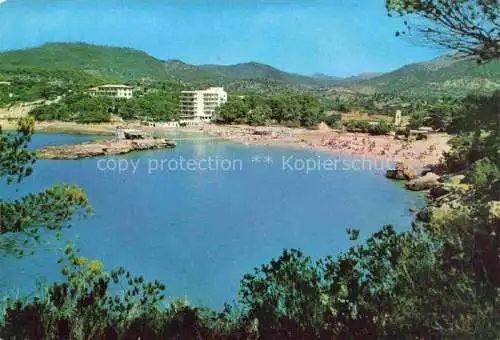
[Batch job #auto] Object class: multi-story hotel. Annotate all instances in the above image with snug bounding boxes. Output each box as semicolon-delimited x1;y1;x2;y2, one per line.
179;87;227;124
87;84;134;99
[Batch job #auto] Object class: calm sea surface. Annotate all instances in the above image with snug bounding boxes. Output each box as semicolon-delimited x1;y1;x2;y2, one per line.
0;133;425;309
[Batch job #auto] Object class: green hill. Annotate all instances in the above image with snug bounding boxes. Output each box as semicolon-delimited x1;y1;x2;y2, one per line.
0;43;340;89
0;43;167;81
343;55;500;97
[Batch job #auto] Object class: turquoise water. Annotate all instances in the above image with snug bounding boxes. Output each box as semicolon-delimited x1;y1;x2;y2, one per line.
0;133;425;309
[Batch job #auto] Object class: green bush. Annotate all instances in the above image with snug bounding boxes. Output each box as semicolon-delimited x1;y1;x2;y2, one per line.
343;120;371;133
368;120;392;135
246;105;270;126
240;249;324;338
323;114;341;128
464;158;500;187
395;128;410;137
408;111;426;130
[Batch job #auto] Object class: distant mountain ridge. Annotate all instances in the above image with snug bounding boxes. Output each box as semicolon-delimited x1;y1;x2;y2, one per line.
344;55;500;97
311;72;382;83
163;59;339;87
0;42;498;97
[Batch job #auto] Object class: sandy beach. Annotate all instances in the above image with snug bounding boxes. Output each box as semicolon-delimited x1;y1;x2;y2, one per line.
1;118;451;168
154;124;451;169
0;100;451;168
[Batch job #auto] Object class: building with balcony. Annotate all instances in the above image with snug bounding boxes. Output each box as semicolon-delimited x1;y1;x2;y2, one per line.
179;87;227;124
87;84;133;99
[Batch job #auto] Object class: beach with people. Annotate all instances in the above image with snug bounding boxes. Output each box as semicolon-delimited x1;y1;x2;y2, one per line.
146;123;451;169
1;112;451;168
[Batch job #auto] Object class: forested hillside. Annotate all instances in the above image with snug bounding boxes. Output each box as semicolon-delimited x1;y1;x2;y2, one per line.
0;43;166;81
344;55;500;97
0;43;337;89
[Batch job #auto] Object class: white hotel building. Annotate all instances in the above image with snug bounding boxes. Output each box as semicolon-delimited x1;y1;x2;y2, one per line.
87;84;134;99
179;87;227;125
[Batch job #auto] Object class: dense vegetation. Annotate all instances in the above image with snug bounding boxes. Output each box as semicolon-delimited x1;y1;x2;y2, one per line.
0;43;167;81
405;91;500;135
0;117;91;257
343;120;393;135
348;56;500;98
214;93;325;128
29;94;115;123
317;83;496;120
386;0;499;61
0;68;108;107
28;82;187;123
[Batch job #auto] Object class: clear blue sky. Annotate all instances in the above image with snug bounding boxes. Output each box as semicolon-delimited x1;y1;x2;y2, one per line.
0;0;442;77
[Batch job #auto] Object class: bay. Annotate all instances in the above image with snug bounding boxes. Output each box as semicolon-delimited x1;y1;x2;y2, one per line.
0;133;425;309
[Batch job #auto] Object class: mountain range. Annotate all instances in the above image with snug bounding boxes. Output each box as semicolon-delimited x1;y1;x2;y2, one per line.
311;72;382;83
0;42;498;97
345;55;500;97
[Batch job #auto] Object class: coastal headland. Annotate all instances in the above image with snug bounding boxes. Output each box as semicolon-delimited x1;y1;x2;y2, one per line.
37;137;176;160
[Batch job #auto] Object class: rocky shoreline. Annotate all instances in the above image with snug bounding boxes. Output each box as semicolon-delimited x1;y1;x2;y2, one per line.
37;138;176;160
385;161;468;201
384;160;474;222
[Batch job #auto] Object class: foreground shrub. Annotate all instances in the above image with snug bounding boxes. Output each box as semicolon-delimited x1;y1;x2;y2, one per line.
465;158;500;187
322;113;341;128
0;243;166;340
240;249;325;338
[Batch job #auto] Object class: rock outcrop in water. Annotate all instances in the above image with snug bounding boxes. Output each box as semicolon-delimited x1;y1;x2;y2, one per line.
38;138;176;160
385;162;417;180
405;172;441;191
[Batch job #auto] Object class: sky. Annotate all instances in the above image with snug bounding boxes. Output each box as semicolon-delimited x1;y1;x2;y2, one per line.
0;0;443;77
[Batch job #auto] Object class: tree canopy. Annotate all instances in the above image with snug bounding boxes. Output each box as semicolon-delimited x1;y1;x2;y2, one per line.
0;118;91;257
29;84;184;124
387;0;500;61
215;93;325;128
